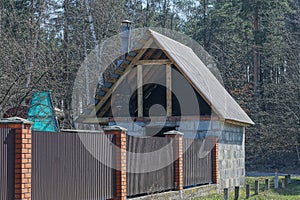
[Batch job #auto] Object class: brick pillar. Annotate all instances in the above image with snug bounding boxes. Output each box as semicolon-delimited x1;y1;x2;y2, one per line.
15;123;32;200
104;126;127;200
208;137;219;184
0;117;33;200
164;131;184;190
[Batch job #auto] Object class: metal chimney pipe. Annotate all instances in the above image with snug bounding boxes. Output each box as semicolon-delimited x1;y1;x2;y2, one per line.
121;20;132;58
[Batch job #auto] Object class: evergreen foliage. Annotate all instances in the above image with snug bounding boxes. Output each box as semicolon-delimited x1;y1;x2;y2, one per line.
0;0;299;170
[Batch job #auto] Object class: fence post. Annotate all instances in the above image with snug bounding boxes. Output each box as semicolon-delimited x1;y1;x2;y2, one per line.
281;179;285;188
287;174;291;184
234;186;239;200
274;169;278;189
223;188;228;200
246;184;250;199
164;131;184;190
104;126;127;200
0;117;33;200
285;175;289;186
254;180;259;195
265;179;269;190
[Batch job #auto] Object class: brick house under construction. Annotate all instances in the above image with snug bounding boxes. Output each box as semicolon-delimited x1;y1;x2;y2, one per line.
77;29;254;189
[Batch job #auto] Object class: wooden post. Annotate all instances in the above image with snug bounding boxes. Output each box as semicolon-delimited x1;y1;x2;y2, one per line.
274;170;279;189
223;188;228;200
246;184;250;199
164;131;183;190
234;186;239;200
137;65;143;117
287;174;291;184
166;63;172;117
255;180;259;195
285;175;289;186
265;179;269;190
104;126;127;200
281;179;285;188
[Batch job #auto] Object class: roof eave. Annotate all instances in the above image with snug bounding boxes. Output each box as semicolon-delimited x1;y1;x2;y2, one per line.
224;119;255;127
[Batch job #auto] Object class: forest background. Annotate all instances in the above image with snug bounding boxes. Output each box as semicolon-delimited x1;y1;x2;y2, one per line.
0;0;299;171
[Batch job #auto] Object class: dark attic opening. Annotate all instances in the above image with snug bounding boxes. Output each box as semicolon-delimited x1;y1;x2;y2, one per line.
101;64;212;119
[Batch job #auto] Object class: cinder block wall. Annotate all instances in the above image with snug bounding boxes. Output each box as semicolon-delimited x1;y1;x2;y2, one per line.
218;124;245;188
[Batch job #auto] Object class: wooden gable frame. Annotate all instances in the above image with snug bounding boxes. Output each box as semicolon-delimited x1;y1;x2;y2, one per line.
79;30;254;126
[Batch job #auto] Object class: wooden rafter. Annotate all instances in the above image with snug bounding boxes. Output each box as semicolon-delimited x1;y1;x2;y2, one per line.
91;38;154;117
135;59;171;65
97;97;111;117
127;49;167;88
146;31;223;119
95;39;170;118
143;48;156;60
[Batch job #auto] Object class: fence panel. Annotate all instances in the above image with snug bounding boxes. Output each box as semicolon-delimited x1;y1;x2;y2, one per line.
0;127;15;200
127;135;175;196
31;131;115;200
183;138;212;187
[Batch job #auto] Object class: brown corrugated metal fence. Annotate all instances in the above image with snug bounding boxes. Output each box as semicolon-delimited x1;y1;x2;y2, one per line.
31;131;115;200
183;138;212;187
0;127;15;200
126;135;175;196
1;127;215;199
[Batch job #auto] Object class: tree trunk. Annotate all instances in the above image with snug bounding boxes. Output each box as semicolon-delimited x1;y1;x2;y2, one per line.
253;5;260;90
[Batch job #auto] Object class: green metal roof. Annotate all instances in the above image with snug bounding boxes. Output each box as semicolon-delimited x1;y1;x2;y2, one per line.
27;91;59;132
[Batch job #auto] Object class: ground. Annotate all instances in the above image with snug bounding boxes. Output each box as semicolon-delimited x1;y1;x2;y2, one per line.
195;176;300;200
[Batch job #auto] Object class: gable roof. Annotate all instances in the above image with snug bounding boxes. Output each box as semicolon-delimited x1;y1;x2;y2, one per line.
147;30;254;125
81;29;254;126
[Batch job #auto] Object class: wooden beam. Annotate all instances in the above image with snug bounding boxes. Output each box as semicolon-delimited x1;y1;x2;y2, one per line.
97;99;111;117
166;64;172;117
90;38;154;117
137;65;143;117
143;48;157;59
147;31;223;119
107;77;118;83
135;59;171;65
101;87;110;92
139;39;148;45
127;49;165;86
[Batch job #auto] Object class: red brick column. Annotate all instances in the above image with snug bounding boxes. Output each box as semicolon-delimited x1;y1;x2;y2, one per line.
104;126;127;200
15;123;32;200
0;117;33;200
207;137;219;184
164;131;184;190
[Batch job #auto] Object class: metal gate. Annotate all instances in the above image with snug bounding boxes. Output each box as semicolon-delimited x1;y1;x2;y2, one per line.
183;138;212;187
31;131;115;200
126;135;175;196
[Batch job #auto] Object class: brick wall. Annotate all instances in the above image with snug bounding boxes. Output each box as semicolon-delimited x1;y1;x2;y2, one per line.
0;118;33;200
15;125;32;200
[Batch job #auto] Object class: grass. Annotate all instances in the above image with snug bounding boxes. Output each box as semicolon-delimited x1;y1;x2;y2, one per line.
194;176;300;200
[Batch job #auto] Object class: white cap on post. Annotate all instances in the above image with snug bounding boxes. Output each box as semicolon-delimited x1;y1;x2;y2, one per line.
104;125;127;132
163;130;184;136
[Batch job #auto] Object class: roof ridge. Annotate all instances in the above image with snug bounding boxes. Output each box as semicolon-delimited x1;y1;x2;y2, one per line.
148;29;194;51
